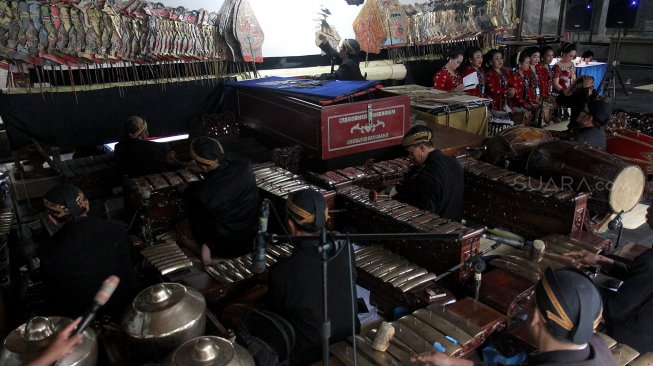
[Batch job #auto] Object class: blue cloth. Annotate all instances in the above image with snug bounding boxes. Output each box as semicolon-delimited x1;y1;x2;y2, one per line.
482;344;528;365
226;76;379;100
576;63;607;91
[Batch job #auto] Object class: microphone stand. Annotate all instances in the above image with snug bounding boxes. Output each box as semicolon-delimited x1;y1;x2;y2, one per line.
268;231;462;244
266;229;464;365
320;228;330;366
473;259;486;301
608;210;625;250
435;241;502;282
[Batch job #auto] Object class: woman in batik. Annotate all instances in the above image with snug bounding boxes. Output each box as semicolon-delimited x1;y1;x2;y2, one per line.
461;46;486;97
433;49;464;92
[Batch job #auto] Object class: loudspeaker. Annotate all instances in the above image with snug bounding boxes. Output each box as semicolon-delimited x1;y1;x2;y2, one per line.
564;0;594;31
606;0;640;28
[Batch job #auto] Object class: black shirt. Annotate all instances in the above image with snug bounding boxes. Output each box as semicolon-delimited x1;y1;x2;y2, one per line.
605;249;653;352
37;217;140;320
268;239;360;366
318;42;365;81
556;88;598;133
396;150;465;221
183;157;259;258
114;139;171;177
572;127;606;150
528;335;616;366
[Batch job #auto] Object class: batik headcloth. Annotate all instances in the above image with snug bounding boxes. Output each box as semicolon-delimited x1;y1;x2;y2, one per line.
535;268;603;345
43;184;89;218
401;125;433;147
286;189;329;232
339;39;360;55
126;116;148;139
190;136;224;166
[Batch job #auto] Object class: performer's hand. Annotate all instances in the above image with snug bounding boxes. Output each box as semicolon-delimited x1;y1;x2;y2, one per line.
564;250;611;267
27;318;83;366
410;351;472;366
507;87;516;97
165;150;177;164
452;84;463;92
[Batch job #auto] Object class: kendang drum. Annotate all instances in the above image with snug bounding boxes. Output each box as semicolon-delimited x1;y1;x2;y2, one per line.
606;130;653;175
485;126;553;167
527;140;645;213
164;336;254;366
0;316;97;366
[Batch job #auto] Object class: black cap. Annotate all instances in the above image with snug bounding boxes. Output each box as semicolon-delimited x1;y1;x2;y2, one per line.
286;189;329;232
534;268;603;345
43;184;88;219
587;101;612;127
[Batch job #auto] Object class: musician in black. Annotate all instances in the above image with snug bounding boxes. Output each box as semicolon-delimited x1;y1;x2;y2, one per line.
570;100;611;150
567;243;653;353
268;189;359;366
412;268;614;366
556;75;600;133
180;137;259;265
395;125;464;221
316;36;365;81
114;116;176;177
37;184;140;321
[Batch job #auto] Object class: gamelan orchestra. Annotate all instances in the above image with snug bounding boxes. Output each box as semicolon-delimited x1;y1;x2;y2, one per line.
0;0;652;365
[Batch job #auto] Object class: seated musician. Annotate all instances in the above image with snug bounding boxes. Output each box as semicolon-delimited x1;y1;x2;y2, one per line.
570;100;611;150
412;268;614;366
268;189;360;366
180;136;259;265
508;51;539;120
395;125;464;221
37;184;140;321
556;76;599;133
316;35;365;81
114;116;177;177
433;49;464;92
566;230;653;352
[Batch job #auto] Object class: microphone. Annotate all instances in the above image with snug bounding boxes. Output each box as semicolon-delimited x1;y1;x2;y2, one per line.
608;210;624;230
252;199;270;274
482;233;524;249
74;276;120;335
473;260;486;301
52;276;121;365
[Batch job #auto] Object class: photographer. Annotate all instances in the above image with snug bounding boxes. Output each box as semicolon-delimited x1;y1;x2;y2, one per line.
556;75;599;133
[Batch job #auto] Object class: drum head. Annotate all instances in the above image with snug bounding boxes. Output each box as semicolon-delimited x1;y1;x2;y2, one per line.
610;165;645;213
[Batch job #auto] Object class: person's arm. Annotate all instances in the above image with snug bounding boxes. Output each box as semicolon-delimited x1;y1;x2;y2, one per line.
334;62;354;81
318;38;341;64
564;250;631;278
433;69;450;91
27;318;83;366
508;74;530;109
411;351;474;366
414;172;439;213
552;65;565;93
